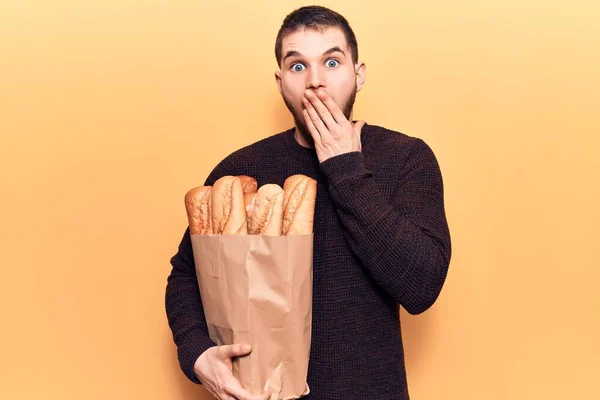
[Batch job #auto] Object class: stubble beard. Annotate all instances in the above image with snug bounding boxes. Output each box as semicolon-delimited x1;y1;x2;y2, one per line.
282;85;357;147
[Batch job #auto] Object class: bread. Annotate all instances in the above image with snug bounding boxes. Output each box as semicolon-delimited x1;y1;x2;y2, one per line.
238;175;258;194
240;177;258;235
248;184;284;235
282;175;317;235
185;174;315;236
244;192;258;232
241;176;258;229
184;186;213;234
211;176;248;235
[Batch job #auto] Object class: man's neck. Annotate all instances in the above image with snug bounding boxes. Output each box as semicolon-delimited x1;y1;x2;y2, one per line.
294;128;314;149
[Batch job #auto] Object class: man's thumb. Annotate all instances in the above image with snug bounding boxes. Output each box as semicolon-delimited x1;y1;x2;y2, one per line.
220;343;252;359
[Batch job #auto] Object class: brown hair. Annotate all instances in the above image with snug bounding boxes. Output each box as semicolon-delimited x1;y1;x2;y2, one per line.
274;6;359;68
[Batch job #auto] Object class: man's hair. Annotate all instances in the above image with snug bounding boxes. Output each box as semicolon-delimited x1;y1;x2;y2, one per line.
274;6;359;68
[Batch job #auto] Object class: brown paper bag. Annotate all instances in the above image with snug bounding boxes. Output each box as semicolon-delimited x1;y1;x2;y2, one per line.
191;233;313;400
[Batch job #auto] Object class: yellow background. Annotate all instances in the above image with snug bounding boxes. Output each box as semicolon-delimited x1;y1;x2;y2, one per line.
1;0;599;398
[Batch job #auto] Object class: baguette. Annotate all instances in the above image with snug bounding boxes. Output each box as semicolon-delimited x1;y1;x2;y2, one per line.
238;175;258;194
211;176;248;235
248;184;284;235
184;186;213;234
244;192;258;232
282;175;317;235
241;177;258;233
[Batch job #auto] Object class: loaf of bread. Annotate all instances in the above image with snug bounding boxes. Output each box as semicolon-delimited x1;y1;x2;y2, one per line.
248;184;284;235
282;175;317;235
241;177;258;233
238;175;258;194
185;174;316;236
184;186;213;234
244;192;257;232
211;175;248;235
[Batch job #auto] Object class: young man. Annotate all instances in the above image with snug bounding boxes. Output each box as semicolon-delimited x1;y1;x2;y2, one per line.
165;6;451;400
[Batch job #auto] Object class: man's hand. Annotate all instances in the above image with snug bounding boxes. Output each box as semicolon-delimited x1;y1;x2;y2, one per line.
301;88;366;163
194;344;271;400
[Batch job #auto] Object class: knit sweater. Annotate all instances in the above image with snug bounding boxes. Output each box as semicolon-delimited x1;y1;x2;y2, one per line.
165;123;451;399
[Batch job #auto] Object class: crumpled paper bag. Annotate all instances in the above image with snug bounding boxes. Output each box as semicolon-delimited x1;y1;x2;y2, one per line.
191;233;313;399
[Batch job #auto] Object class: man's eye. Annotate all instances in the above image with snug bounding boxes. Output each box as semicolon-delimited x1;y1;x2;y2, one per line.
326;59;339;68
291;63;305;72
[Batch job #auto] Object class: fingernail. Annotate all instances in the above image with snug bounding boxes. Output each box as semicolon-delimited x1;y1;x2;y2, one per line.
242;344;251;352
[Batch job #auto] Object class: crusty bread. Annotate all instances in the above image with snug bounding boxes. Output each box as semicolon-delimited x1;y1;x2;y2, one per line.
184;186;213;234
282;175;317;235
244;192;257;212
244;192;258;232
185;174;314;236
240;177;258;234
238;175;258;194
248;184;284;236
211;176;248;235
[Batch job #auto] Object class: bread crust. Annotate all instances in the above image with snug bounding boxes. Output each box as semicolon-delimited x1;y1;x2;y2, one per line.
238;175;258;194
185;174;315;236
184;186;213;234
211;176;248;235
244;192;257;232
282;175;317;235
248;184;284;235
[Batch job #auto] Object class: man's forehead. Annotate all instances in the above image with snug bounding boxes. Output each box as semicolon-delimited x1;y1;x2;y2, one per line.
282;27;349;56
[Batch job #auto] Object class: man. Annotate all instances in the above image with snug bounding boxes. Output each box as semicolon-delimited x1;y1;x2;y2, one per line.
165;5;451;400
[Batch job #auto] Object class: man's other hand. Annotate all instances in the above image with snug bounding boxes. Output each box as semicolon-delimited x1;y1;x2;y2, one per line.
194;344;271;400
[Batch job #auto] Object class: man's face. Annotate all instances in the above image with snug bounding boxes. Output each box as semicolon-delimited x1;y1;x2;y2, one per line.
275;27;366;145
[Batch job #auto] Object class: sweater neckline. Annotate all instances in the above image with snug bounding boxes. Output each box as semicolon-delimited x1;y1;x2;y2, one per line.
282;127;320;163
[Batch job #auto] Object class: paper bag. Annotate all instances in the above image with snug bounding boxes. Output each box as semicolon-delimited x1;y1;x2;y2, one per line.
191;233;313;400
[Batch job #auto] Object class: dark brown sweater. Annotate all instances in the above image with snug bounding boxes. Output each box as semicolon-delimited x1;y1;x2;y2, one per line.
165;123;451;399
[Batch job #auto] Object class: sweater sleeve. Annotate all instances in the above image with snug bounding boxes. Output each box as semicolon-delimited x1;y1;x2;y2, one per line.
318;139;451;315
164;158;236;384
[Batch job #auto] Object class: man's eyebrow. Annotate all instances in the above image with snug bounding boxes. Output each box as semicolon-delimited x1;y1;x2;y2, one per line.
282;50;302;63
282;46;347;63
323;46;346;57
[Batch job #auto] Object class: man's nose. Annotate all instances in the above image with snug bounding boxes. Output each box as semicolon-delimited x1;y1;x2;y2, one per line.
306;67;325;90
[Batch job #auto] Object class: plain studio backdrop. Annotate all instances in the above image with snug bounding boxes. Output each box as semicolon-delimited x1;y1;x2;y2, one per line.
1;0;599;399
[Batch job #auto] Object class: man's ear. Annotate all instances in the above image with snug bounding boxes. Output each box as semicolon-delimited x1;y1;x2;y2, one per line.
355;62;366;92
274;70;282;94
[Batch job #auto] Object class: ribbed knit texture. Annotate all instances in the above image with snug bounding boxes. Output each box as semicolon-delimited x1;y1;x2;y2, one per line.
165;123;451;399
